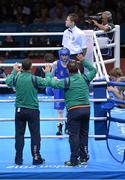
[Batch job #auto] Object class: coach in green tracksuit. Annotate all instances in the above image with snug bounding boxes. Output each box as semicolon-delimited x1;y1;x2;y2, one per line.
5;59;51;166
46;54;97;166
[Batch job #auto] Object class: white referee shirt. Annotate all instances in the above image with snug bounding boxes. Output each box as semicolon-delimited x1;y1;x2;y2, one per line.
62;26;87;55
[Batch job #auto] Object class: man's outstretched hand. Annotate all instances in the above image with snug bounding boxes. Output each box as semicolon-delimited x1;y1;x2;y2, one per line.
43;65;52;73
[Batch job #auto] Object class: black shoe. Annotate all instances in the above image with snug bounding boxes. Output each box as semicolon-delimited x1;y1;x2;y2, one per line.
15;157;23;165
64;160;79;166
80;146;89;165
32;156;45;165
56;123;63;135
56;131;62;135
80;155;89;165
79;158;88;165
64;122;69;134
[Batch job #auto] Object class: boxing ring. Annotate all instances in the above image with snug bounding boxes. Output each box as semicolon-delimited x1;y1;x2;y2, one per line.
1;26;125;179
1;92;125;179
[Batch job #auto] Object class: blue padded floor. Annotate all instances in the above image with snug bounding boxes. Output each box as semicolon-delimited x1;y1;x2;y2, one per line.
0;94;125;179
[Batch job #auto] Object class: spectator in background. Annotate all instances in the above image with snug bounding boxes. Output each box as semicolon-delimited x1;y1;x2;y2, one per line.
35;52;55;78
34;52;55;94
29;29;50;48
90;11;115;57
108;67;125;108
108;67;123;81
68;3;86;24
0;66;14;94
0;0;123;25
0;67;6;79
51;5;66;23
32;4;50;24
1;36;20;59
92;11;115;32
87;0;104;16
49;1;68;20
13;1;31;25
62;13;87;73
28;29;51;58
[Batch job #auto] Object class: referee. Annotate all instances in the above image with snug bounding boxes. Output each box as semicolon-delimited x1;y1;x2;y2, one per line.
62;13;87;73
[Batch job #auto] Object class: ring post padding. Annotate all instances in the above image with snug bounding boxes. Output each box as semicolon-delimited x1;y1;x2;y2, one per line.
93;78;107;140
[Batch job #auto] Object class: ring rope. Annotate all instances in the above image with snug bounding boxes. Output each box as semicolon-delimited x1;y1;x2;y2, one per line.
101;101;125;163
0;47;61;51
0;78;107;84
0;117;107;122
0;98;107;103
0;78;105;83
0;79;6;82
90;98;107;102
0;84;9;88
0;28;115;36
0;118;67;122
0;63;53;67
108;81;125;87
0;99;65;103
0;134;106;139
106;118;125;164
92;81;107;85
103;58;116;64
0;32;63;36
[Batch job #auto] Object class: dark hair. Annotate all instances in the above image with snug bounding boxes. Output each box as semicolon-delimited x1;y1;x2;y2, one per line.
68;13;78;23
44;53;55;63
109;68;123;78
22;59;32;70
67;60;79;73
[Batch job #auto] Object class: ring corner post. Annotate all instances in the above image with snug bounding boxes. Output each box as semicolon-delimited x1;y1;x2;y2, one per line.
93;79;107;140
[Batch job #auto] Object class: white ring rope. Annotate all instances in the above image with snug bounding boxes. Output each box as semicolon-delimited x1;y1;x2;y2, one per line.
0;118;67;122
0;63;52;67
0;79;6;82
0;29;115;37
90;98;107;102
92;81;107;85
0;98;107;103
0;32;63;36
0;78;107;86
0;99;15;102
0;84;9;87
95;28;115;35
103;58;116;64
0;117;107;122
0;47;61;51
106;43;116;48
0;99;64;103
0;32;63;51
0;135;106;139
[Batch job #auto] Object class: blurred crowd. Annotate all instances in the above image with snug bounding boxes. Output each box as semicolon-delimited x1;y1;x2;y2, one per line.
0;0;124;25
0;0;124;60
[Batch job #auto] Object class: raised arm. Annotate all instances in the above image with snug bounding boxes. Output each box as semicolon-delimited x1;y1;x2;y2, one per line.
5;64;21;87
76;54;97;81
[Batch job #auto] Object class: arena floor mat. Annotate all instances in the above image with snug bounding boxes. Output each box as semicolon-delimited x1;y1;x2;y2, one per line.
0;94;125;179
